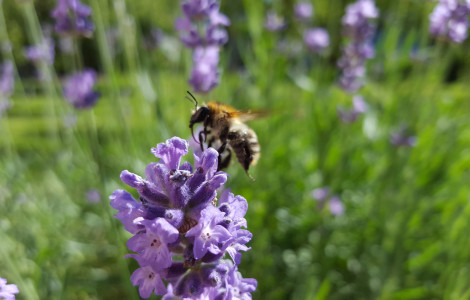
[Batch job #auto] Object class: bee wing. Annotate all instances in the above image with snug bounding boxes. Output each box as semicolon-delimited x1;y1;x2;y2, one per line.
230;110;270;122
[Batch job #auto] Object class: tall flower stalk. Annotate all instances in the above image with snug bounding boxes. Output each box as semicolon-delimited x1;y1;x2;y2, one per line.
0;61;14;116
176;0;230;93
110;137;257;299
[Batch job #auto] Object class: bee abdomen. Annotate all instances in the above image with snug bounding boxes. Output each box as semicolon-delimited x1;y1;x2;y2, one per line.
228;128;260;172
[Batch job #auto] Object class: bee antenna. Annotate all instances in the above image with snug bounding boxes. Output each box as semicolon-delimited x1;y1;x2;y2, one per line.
186;91;198;110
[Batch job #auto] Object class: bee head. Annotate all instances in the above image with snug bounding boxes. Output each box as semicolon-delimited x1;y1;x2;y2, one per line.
189;106;210;141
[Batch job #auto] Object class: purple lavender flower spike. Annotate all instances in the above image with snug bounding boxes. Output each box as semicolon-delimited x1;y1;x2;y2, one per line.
188;46;220;93
294;2;313;22
63;69;100;109
51;0;94;37
0;277;19;299
338;0;378;93
329;196;345;216
24;37;55;65
265;11;286;32
304;28;330;53
176;0;230;93
111;137;256;298
429;0;470;43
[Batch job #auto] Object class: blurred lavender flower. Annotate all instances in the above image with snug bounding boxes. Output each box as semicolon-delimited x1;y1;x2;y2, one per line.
337;95;368;123
86;189;101;203
176;0;229;93
390;128;417;147
63;69;100;109
24;38;55;65
294;2;313;22
265;11;286;32
304;28;330;53
338;0;378;93
311;187;345;216
189;46;220;93
110;137;256;299
0;61;14;116
429;0;470;43
0;277;19;299
329;196;345;216
51;0;94;37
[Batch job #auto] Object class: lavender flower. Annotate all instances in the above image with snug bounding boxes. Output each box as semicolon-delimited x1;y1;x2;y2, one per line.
51;0;94;37
86;189;101;203
0;61;14;116
338;0;378;93
110;137;256;299
0;277;19;299
63;69;100;109
429;0;470;43
304;28;330;53
328;196;344;216
24;38;55;65
188;46;220;93
294;2;313;22
311;187;345;216
264;11;286;32
390;128;417;147
176;0;229;93
337;95;368;123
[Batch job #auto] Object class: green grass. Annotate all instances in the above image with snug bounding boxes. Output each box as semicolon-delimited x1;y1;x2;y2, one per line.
2;0;470;299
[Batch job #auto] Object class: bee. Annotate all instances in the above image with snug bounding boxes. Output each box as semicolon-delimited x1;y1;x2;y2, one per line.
186;91;263;179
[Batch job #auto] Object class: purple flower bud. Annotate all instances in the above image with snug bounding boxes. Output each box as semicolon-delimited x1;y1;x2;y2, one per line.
294;2;313;21
63;69;100;109
51;0;94;37
304;28;330;53
264;11;286;32
0;277;19;299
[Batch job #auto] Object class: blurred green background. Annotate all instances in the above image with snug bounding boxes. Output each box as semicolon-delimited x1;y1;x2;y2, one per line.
2;0;470;299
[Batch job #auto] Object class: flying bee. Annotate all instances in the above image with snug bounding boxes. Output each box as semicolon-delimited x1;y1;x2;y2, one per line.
186;91;264;179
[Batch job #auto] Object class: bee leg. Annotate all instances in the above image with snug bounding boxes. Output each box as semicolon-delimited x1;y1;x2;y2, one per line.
198;129;206;151
218;148;232;171
207;136;216;148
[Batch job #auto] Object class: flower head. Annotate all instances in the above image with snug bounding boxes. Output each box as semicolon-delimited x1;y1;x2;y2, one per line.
429;0;470;43
0;277;19;300
51;0;94;37
390;128;417;147
337;95;368;123
63;69;100;109
304;28;329;53
110;137;256;299
24;37;55;65
294;2;313;22
265;11;286;32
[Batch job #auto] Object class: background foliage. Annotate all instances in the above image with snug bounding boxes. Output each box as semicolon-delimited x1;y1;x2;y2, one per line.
1;0;470;299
